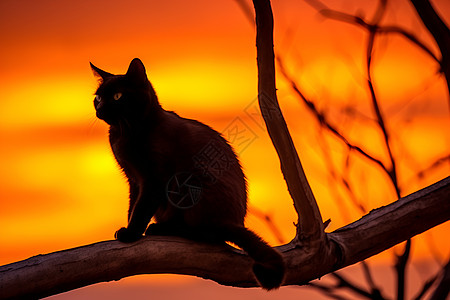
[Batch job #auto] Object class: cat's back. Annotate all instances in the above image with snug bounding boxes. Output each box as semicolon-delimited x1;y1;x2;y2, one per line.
161;110;244;181
162;110;228;152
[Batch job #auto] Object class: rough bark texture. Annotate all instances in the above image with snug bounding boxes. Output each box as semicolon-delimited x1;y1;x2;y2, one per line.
1;176;449;299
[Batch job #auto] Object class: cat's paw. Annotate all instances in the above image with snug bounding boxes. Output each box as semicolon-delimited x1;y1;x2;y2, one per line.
114;227;142;243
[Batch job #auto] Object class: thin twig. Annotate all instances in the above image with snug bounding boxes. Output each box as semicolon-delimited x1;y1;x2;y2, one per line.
429;258;450;300
248;205;286;244
410;0;450;105
395;239;412;300
309;282;351;300
365;28;401;197
361;261;384;299
370;0;387;24
316;129;353;222
378;26;439;64
412;274;438;300
277;57;390;181
305;0;440;65
417;155;450;179
233;0;255;25
331;272;376;299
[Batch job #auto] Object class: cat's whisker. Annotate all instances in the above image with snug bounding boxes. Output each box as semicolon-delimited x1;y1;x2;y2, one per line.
86;115;100;137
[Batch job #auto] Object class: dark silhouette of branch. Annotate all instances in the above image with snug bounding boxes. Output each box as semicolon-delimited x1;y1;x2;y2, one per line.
313;0;402;197
276;57;391;184
234;0;255;26
1;176;449;299
430;258;450;300
378;25;440;64
365;26;401;197
316;134;383;300
410;0;450;105
331;272;380;299
305;0;440;65
361;261;383;299
395;239;412;300
412;274;438;300
252;0;324;240
316;130;361;220
292;1;450;299
308;282;352;300
310;0;450;108
248;205;286;244
311;264;385;300
417;155;450;179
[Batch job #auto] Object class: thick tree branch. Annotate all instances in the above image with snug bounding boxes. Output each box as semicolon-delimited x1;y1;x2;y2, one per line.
329;176;450;268
252;0;324;241
1;177;449;300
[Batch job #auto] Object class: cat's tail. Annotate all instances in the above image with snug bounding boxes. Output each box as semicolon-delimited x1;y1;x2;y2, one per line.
219;225;285;290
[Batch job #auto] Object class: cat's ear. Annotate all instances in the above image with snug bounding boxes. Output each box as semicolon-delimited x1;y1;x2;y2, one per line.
90;62;113;81
126;58;148;85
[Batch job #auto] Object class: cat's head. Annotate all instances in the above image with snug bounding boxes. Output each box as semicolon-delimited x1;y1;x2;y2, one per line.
90;58;159;125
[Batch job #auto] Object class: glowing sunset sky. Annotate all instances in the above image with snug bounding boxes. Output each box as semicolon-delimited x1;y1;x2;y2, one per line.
0;0;449;298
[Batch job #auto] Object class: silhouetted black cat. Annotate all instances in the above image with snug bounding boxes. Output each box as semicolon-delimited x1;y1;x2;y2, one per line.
90;58;285;289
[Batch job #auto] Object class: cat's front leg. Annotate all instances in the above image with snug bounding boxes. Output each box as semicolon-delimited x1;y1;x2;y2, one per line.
115;182;162;243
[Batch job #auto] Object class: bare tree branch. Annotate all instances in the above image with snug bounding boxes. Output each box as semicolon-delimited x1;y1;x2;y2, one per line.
276;57;390;181
309;282;352;300
361;261;383;299
417;155;450;179
279;2;449;300
248;205;286;244
412;274;438;300
1;176;448;299
331;272;375;299
305;0;440;64
430;258;450;300
329;176;450;268
410;0;450;104
378;26;440;64
234;0;255;25
252;0;324;240
395;239;411;300
365;27;401;197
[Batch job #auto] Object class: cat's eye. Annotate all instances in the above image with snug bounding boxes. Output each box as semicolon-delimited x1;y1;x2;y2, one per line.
95;95;101;102
113;92;122;101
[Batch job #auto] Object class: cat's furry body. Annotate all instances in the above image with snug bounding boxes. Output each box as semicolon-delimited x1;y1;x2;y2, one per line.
91;58;284;289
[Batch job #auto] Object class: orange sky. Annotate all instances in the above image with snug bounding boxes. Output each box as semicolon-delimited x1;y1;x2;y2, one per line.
1;0;449;298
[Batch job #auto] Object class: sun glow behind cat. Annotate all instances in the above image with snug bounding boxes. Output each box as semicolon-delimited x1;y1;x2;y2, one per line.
1;0;450;297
